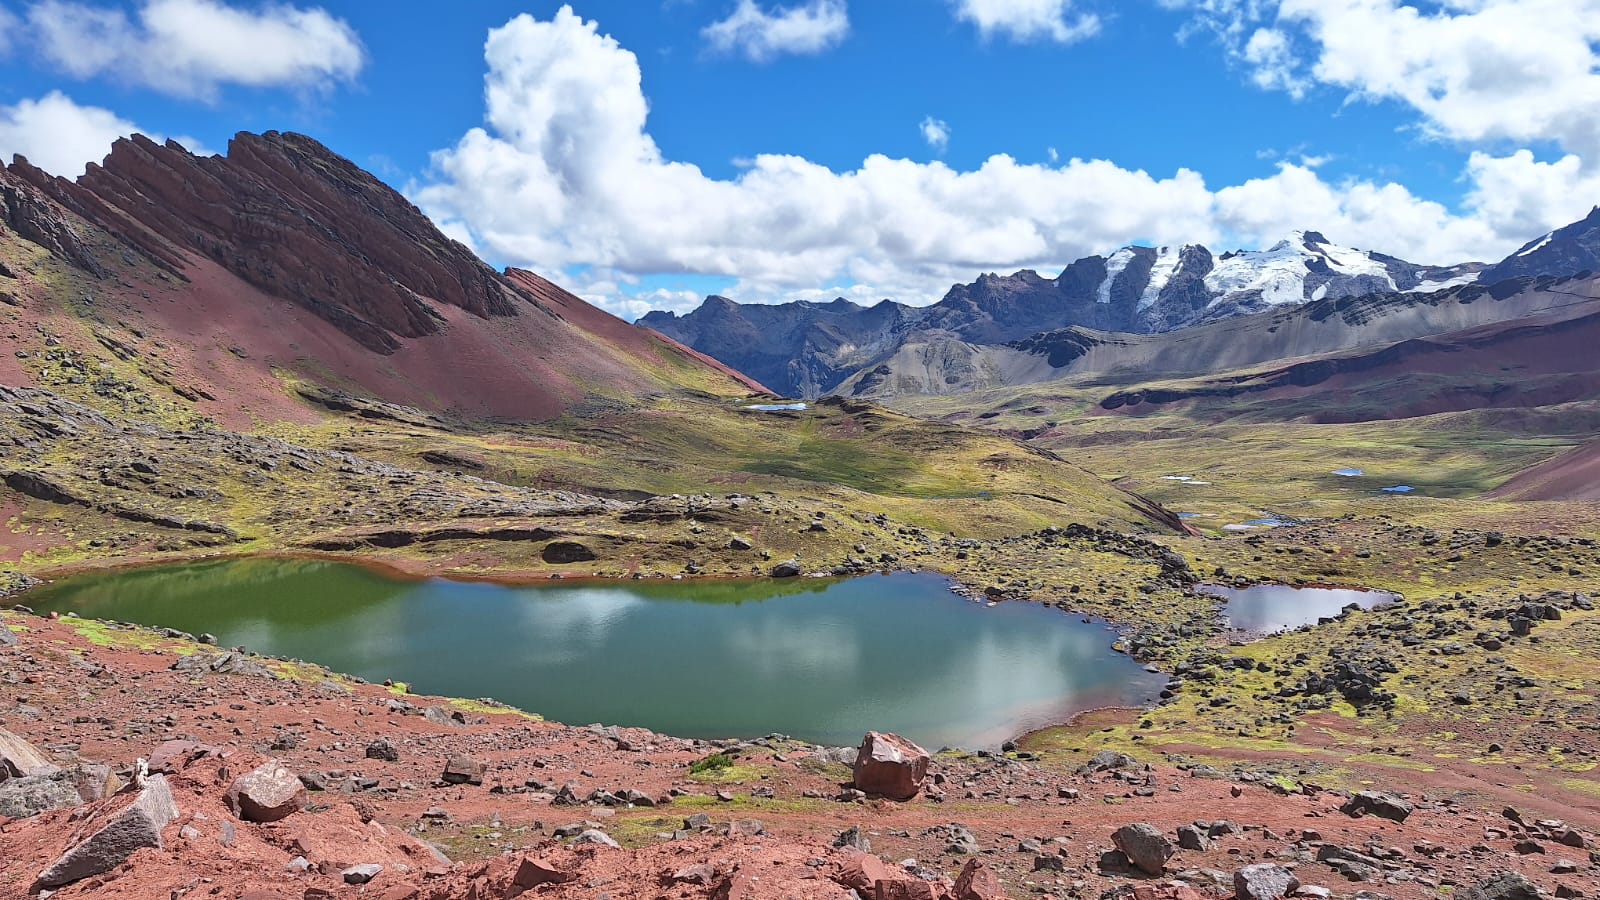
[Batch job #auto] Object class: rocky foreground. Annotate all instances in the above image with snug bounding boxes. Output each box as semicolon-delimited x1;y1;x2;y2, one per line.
0;609;1594;900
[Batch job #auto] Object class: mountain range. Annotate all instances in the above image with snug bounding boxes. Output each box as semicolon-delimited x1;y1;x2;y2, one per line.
638;230;1489;399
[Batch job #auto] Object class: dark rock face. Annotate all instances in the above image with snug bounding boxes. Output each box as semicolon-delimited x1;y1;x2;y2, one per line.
0;164;104;276
640;296;921;399
1341;790;1413;822
1480;207;1600;284
8;132;529;354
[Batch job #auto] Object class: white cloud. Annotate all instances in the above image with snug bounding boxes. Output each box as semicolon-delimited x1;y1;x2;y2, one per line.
24;0;364;100
414;6;1599;318
702;0;848;62
920;116;951;153
0;5;18;54
0;91;214;177
951;0;1101;44
1167;0;1600;158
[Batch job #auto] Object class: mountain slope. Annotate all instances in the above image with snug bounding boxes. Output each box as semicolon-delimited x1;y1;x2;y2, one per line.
1479;206;1600;283
1;133;765;425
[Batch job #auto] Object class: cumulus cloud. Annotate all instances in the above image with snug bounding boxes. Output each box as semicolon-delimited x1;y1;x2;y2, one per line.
413;6;1599;317
951;0;1101;44
702;0;848;62
1167;0;1600;158
24;0;364;100
920;116;951;153
0;91;211;177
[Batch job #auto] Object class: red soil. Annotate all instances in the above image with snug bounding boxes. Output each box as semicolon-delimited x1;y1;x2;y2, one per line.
0;613;1592;900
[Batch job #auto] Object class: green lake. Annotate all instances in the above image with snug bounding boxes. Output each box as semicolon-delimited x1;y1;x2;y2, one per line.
20;560;1162;749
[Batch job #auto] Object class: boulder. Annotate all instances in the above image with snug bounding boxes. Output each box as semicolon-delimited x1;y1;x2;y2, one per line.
1460;873;1542;900
441;756;484;785
36;774;180;888
514;855;574;888
953;858;1006;900
1340;790;1413;823
226;759;308;822
834;851;897;892
1234;863;1301;900
146;740;220;775
1112;823;1174;876
876;881;944;900
61;764;121;804
0;624;14;646
0;725;54;779
1082;750;1138;773
343;864;382;885
0;772;82;819
1176;823;1210;851
366;739;400;762
852;732;930;800
770;560;803;578
571;829;620;848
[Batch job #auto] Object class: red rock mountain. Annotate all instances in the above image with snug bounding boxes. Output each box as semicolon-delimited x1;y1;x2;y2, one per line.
0;131;764;425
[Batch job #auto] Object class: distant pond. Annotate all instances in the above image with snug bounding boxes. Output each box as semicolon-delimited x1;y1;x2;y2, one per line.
1197;583;1397;635
20;562;1162;750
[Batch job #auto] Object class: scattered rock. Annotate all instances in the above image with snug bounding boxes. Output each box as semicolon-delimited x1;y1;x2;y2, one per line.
1235;863;1301;900
1341;790;1413;823
952;858;1006;900
1113;823;1174;876
343;863;382;885
852;732;930;801
515;851;572;883
225;759;308;823
36;774;179;888
441;756;484;786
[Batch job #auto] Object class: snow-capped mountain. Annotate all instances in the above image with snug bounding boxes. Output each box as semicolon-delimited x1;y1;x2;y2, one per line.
1082;231;1481;331
643;230;1485;397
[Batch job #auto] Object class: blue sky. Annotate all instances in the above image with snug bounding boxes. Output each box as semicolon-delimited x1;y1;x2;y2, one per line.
2;1;1597;317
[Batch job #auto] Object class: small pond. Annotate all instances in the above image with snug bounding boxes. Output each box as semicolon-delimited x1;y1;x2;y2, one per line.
20;561;1162;750
1196;583;1397;635
745;402;808;412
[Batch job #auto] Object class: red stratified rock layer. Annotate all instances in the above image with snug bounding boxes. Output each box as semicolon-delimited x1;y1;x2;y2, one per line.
13;132;519;353
1;132;768;421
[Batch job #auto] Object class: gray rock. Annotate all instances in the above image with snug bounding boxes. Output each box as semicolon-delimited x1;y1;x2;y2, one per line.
0;725;55;779
365;738;399;762
1112;823;1174;876
1235;863;1301;900
0;625;14;646
343;863;383;884
571;829;620;848
1459;873;1542;900
0;772;81;819
1083;750;1138;773
1341;791;1413;823
37;775;179;887
770;560;802;578
834;825;871;852
684;813;712;830
1177;823;1211;851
